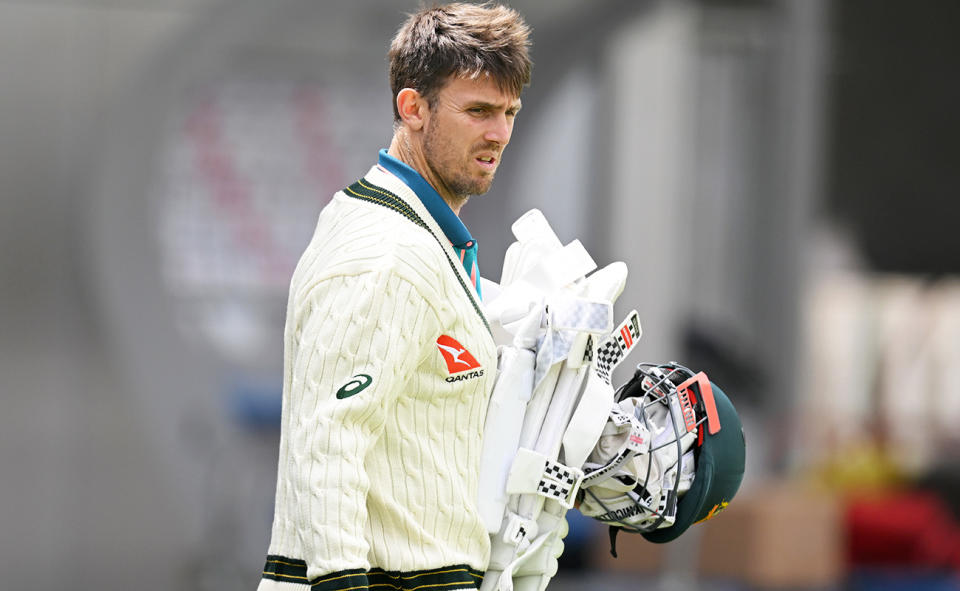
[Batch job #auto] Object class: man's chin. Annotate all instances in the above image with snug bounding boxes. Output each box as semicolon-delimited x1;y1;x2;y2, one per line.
468;174;496;196
471;184;494;196
450;177;495;199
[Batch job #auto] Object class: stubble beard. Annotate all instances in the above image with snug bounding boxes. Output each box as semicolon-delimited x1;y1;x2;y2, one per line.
423;121;496;201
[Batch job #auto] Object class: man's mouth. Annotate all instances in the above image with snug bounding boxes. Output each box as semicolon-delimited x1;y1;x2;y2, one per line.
475;154;498;169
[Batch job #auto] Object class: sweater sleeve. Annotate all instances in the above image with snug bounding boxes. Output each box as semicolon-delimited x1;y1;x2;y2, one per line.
279;268;438;578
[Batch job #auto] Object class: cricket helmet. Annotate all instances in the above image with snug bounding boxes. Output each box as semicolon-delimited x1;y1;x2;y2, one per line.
577;362;746;549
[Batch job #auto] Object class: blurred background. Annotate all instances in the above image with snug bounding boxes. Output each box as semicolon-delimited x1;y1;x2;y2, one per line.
2;0;959;589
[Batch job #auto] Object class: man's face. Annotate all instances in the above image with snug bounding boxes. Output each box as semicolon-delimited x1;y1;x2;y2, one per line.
421;75;522;200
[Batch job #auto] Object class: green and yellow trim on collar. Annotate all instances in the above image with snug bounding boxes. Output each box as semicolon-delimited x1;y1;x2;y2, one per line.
343;178;490;335
377;150;482;299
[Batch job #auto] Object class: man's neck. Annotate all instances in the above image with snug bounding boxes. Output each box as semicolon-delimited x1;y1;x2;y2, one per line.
387;130;468;216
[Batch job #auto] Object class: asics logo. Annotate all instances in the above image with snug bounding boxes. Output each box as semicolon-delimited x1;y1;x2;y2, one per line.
336;374;373;399
436;335;481;374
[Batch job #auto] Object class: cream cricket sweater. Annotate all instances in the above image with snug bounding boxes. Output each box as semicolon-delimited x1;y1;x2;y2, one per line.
258;163;497;591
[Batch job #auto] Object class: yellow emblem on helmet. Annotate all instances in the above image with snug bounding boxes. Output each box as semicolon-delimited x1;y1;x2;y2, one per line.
695;500;730;525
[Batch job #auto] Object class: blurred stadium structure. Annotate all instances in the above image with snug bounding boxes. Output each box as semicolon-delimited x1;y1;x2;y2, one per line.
1;0;958;589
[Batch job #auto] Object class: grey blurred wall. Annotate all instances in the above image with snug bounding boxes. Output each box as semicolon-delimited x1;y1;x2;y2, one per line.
0;3;214;589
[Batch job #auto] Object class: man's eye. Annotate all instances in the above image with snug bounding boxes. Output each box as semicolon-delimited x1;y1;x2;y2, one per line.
468;107;486;115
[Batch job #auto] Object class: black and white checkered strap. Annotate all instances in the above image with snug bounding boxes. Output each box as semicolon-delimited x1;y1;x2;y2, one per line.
591;310;642;384
505;447;584;509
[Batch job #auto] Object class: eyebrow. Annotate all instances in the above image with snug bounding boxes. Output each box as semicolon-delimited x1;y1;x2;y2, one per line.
470;100;523;112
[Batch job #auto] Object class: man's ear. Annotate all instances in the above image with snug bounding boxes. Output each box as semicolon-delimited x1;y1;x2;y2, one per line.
396;88;428;131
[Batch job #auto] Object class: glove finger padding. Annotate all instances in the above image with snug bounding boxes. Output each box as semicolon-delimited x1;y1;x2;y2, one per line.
512;511;567;577
483;508;568;591
509;513;568;591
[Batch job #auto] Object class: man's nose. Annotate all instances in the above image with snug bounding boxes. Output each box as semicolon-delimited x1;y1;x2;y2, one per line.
484;113;513;145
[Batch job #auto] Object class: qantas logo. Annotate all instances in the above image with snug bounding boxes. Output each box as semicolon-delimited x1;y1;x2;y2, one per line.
437;343;474;368
436;335;483;381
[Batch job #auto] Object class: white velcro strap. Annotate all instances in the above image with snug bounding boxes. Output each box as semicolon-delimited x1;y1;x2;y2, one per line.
506;448;584;510
608;404;633;427
545;295;612;334
502;512;538;546
560;371;615;469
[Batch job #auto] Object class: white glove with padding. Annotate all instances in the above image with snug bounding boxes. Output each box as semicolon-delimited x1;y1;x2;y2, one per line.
486;508;568;591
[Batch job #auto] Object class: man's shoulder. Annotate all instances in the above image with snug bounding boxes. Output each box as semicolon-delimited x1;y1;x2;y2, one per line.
341;166;434;229
320;191;442;258
296;188;447;290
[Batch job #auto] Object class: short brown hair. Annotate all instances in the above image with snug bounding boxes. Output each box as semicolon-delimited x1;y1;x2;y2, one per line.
388;3;532;121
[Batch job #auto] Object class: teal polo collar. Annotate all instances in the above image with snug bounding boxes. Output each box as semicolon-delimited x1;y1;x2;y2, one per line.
377;149;482;299
377;149;475;249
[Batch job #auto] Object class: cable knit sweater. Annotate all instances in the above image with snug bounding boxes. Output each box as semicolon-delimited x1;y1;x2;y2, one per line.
258;163;497;591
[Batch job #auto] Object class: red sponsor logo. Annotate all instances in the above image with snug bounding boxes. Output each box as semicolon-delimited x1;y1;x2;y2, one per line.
676;387;698;433
436;335;481;374
620;325;634;348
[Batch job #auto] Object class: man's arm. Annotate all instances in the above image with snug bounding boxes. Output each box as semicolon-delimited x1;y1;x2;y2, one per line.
278;269;436;579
